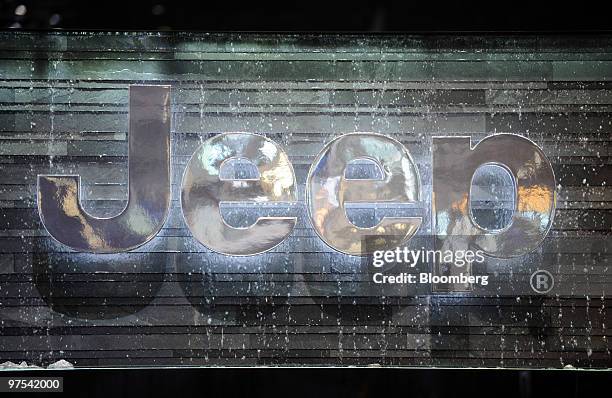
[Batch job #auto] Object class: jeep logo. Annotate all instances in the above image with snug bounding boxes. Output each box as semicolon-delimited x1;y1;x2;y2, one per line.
37;85;557;258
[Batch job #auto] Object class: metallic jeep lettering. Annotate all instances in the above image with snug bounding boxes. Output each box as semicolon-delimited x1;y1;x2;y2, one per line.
37;85;172;253
432;134;556;258
306;133;422;255
36;87;557;259
180;133;297;255
6;32;608;371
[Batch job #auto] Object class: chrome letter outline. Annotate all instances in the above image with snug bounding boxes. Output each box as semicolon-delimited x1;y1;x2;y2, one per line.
180;133;297;255
306;133;422;255
37;85;172;253
433;134;556;258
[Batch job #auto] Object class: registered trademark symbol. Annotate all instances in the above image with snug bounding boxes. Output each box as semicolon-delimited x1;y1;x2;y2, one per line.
530;270;554;294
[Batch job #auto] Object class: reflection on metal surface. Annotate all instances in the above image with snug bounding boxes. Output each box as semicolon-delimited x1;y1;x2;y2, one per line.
307;133;422;255
433;134;556;257
37;85;172;253
469;164;516;231
180;133;297;255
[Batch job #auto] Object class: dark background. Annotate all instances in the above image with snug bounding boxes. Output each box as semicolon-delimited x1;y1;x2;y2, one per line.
0;0;610;397
0;368;609;397
1;0;612;32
